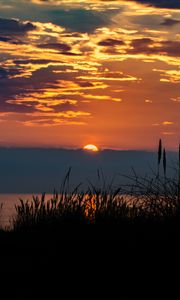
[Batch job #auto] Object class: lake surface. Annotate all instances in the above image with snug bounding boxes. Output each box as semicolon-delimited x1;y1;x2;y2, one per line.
0;194;53;228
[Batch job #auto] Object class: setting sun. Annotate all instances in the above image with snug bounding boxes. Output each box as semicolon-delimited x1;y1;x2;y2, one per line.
83;144;99;152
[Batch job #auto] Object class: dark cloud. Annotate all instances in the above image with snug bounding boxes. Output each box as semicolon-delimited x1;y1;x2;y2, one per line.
38;43;71;52
60;51;81;56
98;38;125;47
0;18;36;35
129;38;180;57
77;81;94;88
0;35;25;45
0;64;80;113
13;59;59;65
160;18;180;26
134;0;180;9
0;68;8;79
160;41;180;55
131;38;153;48
0;67;21;79
0;36;11;42
0;37;26;45
29;0;180;9
37;43;81;56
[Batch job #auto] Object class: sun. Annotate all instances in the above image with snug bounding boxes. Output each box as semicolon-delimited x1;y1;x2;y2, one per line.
83;144;99;152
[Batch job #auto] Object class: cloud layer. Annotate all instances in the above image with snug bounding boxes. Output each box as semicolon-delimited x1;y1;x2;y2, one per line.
0;0;180;149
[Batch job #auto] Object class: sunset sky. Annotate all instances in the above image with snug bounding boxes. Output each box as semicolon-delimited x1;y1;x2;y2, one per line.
0;0;180;150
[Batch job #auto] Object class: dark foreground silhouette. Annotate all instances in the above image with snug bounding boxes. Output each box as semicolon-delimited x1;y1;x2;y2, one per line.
1;141;180;297
1;213;179;298
1;197;179;299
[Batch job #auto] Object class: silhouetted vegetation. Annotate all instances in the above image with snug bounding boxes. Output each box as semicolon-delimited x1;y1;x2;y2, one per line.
0;140;180;243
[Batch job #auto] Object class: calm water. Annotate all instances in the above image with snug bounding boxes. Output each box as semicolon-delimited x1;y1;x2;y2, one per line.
0;194;53;228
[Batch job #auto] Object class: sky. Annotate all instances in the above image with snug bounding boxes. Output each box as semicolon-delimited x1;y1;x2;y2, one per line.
0;0;180;150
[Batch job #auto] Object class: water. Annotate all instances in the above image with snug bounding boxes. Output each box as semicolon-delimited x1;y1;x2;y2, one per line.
0;193;52;228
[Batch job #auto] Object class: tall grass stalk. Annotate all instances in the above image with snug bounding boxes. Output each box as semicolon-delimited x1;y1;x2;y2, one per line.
157;139;162;178
0;203;3;229
156;139;162;197
178;144;180;202
163;148;166;178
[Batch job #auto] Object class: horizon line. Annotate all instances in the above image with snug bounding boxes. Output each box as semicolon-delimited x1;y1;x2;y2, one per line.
0;146;178;152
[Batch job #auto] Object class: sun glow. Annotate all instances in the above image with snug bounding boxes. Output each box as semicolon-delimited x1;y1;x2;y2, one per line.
83;144;99;152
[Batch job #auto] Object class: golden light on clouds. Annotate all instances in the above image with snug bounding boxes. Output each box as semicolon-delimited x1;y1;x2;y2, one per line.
0;0;180;149
162;121;174;125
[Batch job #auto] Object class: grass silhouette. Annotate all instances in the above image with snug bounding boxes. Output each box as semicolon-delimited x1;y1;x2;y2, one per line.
0;140;180;243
